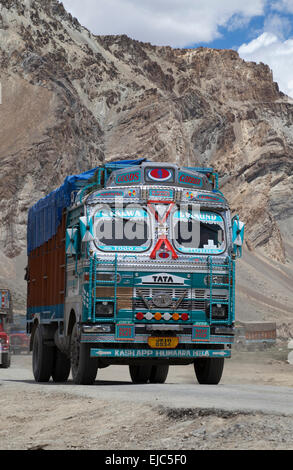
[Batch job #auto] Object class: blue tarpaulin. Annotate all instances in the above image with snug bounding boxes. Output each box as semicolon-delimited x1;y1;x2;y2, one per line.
27;167;98;254
27;159;147;254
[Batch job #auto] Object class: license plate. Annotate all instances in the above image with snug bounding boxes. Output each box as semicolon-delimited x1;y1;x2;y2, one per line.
148;337;179;349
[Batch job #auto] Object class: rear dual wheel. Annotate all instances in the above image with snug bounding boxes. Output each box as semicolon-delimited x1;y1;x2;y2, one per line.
52;349;71;383
32;325;70;383
129;364;169;384
32;323;99;384
32;325;54;382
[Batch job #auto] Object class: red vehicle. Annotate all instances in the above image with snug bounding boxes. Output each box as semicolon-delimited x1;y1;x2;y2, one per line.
0;322;11;368
8;313;29;355
0;288;13;367
9;329;30;354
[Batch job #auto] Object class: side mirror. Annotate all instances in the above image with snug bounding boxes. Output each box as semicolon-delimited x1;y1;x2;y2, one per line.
79;216;94;242
66;228;79;255
232;215;245;258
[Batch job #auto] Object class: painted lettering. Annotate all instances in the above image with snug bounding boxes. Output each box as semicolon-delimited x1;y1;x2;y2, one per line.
152;275;174;283
116;171;140;184
179;172;202;186
119;327;131;337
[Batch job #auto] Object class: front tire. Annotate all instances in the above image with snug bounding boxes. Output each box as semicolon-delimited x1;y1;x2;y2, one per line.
70;323;98;384
129;364;152;384
149;365;169;383
194;358;224;385
32;325;54;382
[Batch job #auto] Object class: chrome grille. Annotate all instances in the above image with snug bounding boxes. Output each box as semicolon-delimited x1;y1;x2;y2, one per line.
134;287;205;310
192;289;205;310
134;287;228;311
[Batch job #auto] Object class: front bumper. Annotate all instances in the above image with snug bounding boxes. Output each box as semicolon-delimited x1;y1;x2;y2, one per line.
82;323;233;361
81;331;234;345
90;348;231;358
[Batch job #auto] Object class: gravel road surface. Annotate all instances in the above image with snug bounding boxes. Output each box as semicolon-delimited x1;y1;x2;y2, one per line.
1;350;293;450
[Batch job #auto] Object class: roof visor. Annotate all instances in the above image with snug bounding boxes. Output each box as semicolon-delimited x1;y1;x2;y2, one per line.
106;163;212;190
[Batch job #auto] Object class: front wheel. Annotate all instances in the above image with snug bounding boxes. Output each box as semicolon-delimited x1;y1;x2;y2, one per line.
129;364;152;384
149;365;169;383
194;358;224;385
70;323;98;385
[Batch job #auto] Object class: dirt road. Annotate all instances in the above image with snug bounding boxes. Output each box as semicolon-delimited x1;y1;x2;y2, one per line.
1;349;293;450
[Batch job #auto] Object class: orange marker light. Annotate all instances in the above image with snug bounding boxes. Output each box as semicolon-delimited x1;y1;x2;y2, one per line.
172;313;179;321
154;312;162;321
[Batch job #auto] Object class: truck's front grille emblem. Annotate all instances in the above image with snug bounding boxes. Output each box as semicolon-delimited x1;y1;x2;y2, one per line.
152;292;173;308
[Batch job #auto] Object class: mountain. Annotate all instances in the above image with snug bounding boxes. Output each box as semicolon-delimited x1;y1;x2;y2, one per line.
0;0;292;326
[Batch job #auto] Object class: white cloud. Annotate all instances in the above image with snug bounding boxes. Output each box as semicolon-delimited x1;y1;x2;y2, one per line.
263;13;292;38
271;0;293;14
238;32;293;97
62;0;266;47
239;31;278;53
60;1;293;98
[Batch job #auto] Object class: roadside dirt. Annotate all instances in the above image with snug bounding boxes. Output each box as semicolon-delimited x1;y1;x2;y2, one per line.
0;347;293;451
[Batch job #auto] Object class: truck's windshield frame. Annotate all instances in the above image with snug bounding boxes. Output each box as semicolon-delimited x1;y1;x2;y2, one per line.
170;208;226;255
93;205;153;253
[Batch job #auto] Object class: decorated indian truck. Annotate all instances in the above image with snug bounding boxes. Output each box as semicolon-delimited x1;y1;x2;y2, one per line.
26;159;245;384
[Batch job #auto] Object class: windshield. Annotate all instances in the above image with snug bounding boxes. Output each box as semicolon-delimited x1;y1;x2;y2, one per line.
171;208;226;254
93;206;151;252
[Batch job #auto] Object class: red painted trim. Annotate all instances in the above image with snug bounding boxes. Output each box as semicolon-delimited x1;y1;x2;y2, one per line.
150;235;178;259
147;202;175;223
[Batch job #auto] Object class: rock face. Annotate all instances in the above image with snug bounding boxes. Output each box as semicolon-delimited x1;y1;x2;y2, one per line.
0;0;293;312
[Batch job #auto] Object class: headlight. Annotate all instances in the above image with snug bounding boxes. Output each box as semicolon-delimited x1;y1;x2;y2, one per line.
95;302;114;317
211;304;228;320
206;302;228;317
204;275;229;286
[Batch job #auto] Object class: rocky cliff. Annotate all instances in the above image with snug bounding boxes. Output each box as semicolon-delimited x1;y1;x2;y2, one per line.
0;0;292;316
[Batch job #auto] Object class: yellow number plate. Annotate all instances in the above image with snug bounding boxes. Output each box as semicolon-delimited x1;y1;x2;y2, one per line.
148;337;179;349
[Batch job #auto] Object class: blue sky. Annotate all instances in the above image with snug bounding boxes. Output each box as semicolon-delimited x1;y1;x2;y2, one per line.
202;16;271;50
62;0;293;97
201;3;293;49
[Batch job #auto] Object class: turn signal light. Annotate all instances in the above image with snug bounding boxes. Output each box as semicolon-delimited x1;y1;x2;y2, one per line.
154;312;162;321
